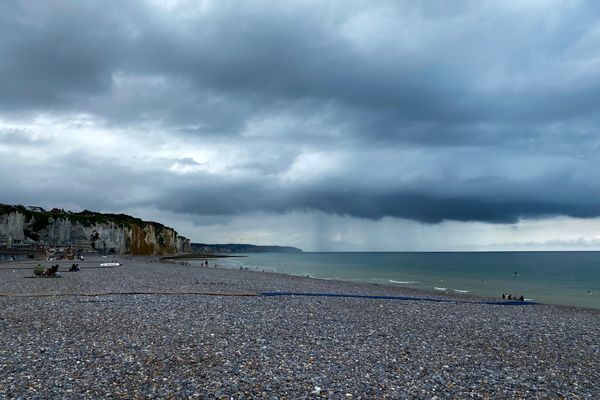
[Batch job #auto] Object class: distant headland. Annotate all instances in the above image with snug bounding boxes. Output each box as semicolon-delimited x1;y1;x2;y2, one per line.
191;243;302;254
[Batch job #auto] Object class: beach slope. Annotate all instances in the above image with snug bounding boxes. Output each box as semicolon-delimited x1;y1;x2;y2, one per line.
0;257;598;398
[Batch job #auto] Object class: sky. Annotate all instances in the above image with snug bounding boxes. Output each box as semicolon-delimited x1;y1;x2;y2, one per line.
2;0;600;251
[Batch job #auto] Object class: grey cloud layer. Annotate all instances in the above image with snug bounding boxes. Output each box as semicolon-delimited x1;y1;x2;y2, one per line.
1;0;600;223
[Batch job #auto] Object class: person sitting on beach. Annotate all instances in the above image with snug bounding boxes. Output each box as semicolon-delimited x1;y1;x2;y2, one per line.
69;263;80;272
507;294;513;300
502;293;506;299
34;264;44;277
518;295;524;301
44;264;59;277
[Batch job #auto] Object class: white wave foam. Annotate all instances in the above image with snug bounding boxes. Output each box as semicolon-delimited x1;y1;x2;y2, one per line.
453;289;470;293
389;280;417;284
434;286;447;291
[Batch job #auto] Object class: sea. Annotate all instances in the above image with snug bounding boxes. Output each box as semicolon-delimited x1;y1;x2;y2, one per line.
186;252;600;310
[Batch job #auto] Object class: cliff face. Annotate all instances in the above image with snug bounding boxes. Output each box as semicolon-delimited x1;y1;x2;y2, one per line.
0;204;191;255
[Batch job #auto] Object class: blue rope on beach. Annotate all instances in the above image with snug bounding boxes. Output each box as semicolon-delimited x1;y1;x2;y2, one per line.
260;291;536;306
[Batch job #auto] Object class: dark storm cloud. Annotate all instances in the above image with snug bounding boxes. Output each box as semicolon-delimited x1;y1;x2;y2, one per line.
2;0;600;223
0;1;488;128
1;144;599;224
152;170;600;224
0;1;135;112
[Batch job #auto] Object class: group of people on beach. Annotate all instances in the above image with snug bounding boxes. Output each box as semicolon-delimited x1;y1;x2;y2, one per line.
33;263;80;277
502;293;525;301
33;264;60;277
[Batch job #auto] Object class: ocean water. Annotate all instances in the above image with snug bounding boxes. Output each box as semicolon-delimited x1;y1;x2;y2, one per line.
188;252;600;309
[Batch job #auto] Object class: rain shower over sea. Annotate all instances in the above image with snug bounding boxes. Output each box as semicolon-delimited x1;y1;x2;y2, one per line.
188;251;600;309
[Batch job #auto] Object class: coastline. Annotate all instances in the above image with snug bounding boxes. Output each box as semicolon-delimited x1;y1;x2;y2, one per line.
171;255;600;312
166;257;518;306
0;256;598;398
161;253;245;260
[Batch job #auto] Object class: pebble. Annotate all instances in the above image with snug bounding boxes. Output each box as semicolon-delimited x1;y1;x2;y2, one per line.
0;256;598;398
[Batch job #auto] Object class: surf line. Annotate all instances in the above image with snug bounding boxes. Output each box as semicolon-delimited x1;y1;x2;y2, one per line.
260;291;537;306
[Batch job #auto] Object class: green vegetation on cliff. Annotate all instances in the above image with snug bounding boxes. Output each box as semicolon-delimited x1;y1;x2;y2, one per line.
0;204;174;234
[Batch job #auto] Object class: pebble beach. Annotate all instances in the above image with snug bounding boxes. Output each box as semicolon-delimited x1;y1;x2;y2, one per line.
0;256;599;399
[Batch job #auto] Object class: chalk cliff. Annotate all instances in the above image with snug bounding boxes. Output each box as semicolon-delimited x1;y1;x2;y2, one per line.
0;204;191;255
